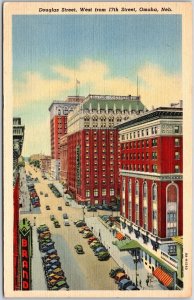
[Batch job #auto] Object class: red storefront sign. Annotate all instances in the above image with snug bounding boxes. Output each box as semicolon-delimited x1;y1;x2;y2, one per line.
21;237;30;290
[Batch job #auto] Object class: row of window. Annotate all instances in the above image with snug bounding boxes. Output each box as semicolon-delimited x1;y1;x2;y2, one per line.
85;188;115;197
122;152;157;160
121;138;180;149
121;125;181;141
121;164;180;173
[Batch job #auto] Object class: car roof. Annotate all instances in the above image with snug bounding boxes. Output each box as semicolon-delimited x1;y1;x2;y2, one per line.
120;279;130;284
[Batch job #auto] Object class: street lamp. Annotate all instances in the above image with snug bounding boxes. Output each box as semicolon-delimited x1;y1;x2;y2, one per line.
82;206;85;222
133;249;139;287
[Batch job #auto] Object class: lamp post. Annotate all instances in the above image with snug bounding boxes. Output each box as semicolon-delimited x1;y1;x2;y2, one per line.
82;206;85;222
133;249;138;287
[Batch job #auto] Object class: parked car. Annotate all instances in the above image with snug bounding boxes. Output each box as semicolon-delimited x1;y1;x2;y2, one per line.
109;267;125;278
44;260;61;271
74;244;84;254
41;242;55;252
98;251;110;261
37;225;49;233
83;232;93;238
87;206;97;212
46;267;64;277
114;272;128;283
47;273;66;283
63;213;68;219
42;255;60;263
88;237;98;244
39;230;51;239
75;221;86;227
58;206;62;211
46;205;50;210
50;215;55;221
49;280;68;290
46;249;57;256
79;227;90;234
90;241;102;249
94;247;107;256
118;279;138;290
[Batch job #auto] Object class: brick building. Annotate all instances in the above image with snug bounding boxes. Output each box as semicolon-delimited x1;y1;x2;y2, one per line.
49;97;84;180
40;156;51;175
117;105;183;289
66;94;146;205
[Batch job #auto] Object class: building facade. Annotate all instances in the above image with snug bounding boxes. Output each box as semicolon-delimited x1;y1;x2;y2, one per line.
40;156;51;175
49;97;84;180
117;106;183;289
66;94;146;205
13;117;25;290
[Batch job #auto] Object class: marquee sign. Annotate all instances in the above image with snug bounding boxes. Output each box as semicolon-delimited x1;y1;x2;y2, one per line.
21;237;30;290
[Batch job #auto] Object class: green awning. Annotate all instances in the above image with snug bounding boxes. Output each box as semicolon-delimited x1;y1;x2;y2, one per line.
113;239;176;273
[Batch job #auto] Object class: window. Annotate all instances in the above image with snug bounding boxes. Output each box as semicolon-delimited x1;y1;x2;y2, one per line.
152;184;157;201
110;188;114;196
135;181;139;196
146;129;149;136
94;189;98;196
143;182;147;198
152;139;157;146
175;165;180;173
152;152;157;159
175;152;180;160
168;245;177;256
146;152;149;159
141;129;144;137
86;190;90;197
142;153;144;159
167;211;177;222
146;140;149;147
174;126;179;133
152;165;158;173
175;138;180;147
102;189;106;196
153;210;157;219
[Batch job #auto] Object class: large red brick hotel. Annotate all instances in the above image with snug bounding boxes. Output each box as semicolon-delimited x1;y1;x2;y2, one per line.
65;94;146;205
117;104;183;288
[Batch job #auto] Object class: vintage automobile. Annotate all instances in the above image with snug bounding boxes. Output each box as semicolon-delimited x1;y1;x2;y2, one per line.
58;206;62;211
114;272;128;283
118;279;138;290
64;220;70;226
109;267;125;278
42;255;60;264
46;249;57;256
83;232;93;238
41;242;55;252
78;226;90;233
65;201;70;206
44;260;61;271
37;225;49;234
91;242;103;250
46;205;50;210
39;230;51;239
94;247;107;256
88;237;98;244
50;215;55;221
75;221;86;227
74;245;84;254
49;280;69;290
45;267;64;277
47;273;66;283
54;221;61;228
98;251;110;261
63;213;68;219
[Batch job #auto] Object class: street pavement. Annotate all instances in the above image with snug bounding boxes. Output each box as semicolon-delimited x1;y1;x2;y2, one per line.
20;164;118;290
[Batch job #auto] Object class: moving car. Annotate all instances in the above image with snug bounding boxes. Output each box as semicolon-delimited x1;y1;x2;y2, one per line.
109;267;125;278
46;205;51;210
50;215;55;221
65;201;70;206
64;220;70;226
40;191;43;195
54;221;61;228
58;206;62;211
74;244;84;254
63;213;68;219
45;193;48;197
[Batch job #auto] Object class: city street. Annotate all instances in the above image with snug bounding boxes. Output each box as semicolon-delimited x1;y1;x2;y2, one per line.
20;164;119;290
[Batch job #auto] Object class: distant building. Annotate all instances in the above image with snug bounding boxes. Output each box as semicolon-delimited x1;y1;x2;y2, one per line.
13;118;25;180
40;156;51;175
66;94;146;205
29;153;45;162
49;97;84;180
59;135;68;184
117;105;183;289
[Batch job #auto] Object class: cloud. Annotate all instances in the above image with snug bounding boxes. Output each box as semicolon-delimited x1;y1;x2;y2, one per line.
14;59;182;111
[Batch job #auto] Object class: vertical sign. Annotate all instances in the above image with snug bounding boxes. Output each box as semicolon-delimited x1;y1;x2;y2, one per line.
76;145;81;186
21;236;30;290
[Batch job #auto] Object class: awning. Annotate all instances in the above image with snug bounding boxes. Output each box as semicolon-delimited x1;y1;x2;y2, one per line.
116;232;125;240
153;267;173;287
113;239;140;250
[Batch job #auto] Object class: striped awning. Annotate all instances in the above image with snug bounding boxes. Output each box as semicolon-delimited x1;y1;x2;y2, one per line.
116;232;125;240
153;267;173;287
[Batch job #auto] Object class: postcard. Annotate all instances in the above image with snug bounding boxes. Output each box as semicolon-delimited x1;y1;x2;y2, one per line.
3;1;192;298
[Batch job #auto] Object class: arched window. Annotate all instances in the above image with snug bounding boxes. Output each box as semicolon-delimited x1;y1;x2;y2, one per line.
152;183;158;235
143;181;148;198
152;184;157;201
58;109;61;115
128;179;132;221
143;181;148;230
166;184;178;237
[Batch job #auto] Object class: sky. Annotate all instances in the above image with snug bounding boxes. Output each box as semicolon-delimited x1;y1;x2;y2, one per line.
12;15;182;157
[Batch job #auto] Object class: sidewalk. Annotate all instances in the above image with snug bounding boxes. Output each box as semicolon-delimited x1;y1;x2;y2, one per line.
86;216;165;290
31;226;47;290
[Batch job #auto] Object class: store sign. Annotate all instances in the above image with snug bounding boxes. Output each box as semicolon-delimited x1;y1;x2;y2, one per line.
21;237;30;290
76;145;81;186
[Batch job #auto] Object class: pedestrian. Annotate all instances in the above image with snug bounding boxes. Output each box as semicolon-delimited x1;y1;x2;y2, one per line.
139;279;142;287
146;278;149;286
